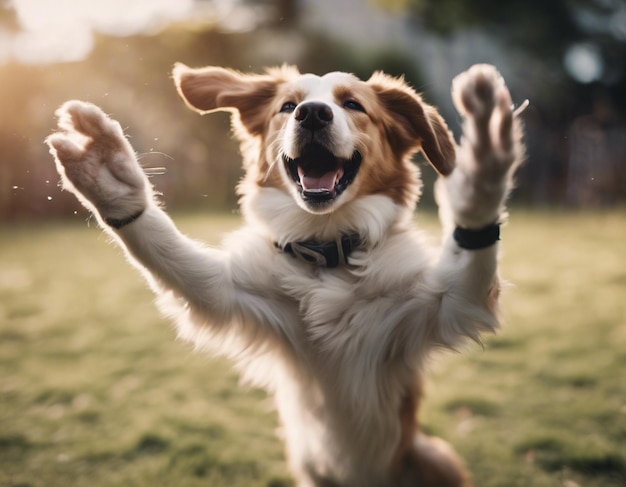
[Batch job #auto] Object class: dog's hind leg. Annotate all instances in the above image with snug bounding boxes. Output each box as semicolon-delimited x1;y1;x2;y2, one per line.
389;385;470;487
394;434;471;487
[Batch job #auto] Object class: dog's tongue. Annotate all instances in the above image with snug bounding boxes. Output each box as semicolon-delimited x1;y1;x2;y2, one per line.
298;167;343;191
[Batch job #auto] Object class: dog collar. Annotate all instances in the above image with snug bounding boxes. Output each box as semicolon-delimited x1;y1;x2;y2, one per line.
275;234;362;268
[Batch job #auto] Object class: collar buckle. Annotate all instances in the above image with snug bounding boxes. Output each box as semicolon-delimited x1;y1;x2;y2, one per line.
276;234;362;268
288;242;329;267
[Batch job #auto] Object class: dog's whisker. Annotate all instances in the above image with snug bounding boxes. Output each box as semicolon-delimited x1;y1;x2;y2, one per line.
268;139;283;156
264;134;288;183
143;167;168;176
263;159;278;182
137;151;175;161
269;131;286;152
513;99;530;117
137;151;174;176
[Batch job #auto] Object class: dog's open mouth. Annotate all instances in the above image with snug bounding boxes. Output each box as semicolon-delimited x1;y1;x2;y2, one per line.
283;144;362;205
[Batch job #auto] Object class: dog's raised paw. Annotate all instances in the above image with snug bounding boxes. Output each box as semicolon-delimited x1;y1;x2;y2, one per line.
452;64;510;120
442;65;524;228
451;64;518;164
46;101;148;219
57;100;124;140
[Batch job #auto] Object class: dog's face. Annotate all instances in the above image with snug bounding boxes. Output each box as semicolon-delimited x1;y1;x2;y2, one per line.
173;64;455;214
277;72;367;213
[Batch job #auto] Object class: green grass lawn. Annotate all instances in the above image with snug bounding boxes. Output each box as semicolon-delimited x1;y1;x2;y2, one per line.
1;210;625;487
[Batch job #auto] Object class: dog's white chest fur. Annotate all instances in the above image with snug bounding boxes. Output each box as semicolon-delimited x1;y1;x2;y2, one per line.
192;197;441;484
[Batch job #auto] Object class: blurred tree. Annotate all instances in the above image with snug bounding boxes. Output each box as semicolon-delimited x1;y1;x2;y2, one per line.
1;0;624;220
398;0;622;56
375;0;626;206
375;0;626;118
274;0;299;27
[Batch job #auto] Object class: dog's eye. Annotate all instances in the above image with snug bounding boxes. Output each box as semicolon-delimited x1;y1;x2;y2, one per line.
280;102;297;113
343;100;366;113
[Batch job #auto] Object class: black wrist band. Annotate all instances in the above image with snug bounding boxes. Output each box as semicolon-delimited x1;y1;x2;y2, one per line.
453;222;500;250
105;208;144;229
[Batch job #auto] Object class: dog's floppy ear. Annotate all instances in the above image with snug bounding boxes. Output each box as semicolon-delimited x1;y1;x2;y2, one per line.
173;64;298;137
368;72;456;176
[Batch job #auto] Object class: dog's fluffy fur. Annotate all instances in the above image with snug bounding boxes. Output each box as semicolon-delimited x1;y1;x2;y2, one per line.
47;63;524;487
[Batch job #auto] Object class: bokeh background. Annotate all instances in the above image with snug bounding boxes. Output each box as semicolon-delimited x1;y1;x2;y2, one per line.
1;1;626;487
1;0;625;220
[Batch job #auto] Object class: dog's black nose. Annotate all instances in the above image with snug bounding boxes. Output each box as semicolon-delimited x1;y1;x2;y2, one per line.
295;102;333;131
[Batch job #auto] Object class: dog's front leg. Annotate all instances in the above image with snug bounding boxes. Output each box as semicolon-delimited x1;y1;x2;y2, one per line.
46;101;236;320
443;64;524;229
433;64;525;346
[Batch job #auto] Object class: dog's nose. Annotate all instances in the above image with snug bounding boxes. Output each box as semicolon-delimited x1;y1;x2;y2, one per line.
295;102;333;131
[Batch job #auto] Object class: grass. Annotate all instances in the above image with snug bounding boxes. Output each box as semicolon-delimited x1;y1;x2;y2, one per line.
1;210;625;487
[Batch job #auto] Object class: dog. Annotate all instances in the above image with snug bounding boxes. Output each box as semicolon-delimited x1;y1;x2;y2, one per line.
47;63;525;487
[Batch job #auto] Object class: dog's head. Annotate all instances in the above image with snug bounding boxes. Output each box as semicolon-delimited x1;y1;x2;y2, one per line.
173;64;455;215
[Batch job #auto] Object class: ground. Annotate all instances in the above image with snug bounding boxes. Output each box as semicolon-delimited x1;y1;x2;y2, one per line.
1;210;625;487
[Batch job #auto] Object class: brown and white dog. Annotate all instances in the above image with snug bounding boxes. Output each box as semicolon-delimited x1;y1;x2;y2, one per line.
47;63;524;487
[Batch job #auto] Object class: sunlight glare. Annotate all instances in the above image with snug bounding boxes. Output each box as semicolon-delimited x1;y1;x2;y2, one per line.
6;0;194;64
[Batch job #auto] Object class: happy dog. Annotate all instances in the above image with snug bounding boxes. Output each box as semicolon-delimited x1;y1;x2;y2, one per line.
47;63;524;486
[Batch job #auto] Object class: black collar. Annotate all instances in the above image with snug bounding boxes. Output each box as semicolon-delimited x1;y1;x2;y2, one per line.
275;234;362;268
